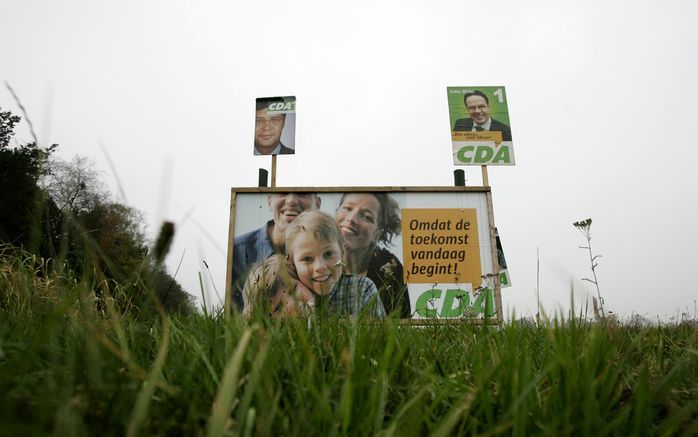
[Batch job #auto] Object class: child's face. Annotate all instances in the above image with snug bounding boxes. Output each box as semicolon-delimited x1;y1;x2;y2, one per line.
289;236;342;295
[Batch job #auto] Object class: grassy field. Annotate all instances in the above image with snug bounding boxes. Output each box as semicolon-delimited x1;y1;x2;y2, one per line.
1;250;697;436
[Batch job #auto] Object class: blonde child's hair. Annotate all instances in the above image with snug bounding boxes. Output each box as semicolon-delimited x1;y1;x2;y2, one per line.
242;254;295;317
284;210;345;259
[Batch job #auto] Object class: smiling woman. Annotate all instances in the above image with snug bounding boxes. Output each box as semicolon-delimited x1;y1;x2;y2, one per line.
335;193;411;318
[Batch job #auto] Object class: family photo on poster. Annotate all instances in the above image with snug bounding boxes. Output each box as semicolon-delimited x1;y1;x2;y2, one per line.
229;190;499;320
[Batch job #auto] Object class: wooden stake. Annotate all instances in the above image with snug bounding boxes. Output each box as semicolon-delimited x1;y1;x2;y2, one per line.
271;155;277;188
485;188;504;323
224;190;238;317
481;165;489;187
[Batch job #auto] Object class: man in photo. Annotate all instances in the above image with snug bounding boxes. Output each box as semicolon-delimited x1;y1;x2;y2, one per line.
231;193;321;310
453;90;512;141
254;98;294;155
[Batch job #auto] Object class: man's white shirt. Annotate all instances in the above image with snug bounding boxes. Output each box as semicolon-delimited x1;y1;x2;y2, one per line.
472;118;492;131
254;143;282;155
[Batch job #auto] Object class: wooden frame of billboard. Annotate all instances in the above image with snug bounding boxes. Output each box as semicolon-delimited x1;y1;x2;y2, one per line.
225;186;503;325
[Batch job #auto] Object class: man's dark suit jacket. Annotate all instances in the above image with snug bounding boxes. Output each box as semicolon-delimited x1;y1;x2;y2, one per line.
278;142;295;154
453;118;512;142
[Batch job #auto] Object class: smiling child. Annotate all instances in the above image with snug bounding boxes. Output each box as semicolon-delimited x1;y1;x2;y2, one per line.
284;210;385;318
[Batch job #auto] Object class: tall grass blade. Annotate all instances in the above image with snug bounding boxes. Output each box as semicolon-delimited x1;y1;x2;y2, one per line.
207;325;256;437
126;315;171;437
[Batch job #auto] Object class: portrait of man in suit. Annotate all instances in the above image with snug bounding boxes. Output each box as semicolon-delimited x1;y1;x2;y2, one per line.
254;97;295;155
453;90;512;142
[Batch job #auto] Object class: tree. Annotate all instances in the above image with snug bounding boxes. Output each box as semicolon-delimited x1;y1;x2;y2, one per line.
153;268;195;315
0;108;58;254
1;108;194;315
0;108;21;148
43;155;108;213
69;201;148;279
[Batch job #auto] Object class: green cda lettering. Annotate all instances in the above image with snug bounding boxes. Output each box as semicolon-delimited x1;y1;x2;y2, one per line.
268;101;295;111
457;145;511;164
415;288;495;318
499;271;510;286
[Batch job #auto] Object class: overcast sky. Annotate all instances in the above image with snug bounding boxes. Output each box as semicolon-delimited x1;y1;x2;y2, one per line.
3;0;697;320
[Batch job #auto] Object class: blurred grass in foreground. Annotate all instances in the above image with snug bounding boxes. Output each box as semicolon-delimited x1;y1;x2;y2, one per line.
1;249;697;436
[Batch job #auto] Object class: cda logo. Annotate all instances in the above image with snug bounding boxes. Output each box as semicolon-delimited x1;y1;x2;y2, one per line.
413;283;495;318
455;143;512;165
268;101;296;112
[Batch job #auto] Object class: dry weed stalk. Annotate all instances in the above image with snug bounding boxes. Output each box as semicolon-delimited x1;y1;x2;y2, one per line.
573;218;605;320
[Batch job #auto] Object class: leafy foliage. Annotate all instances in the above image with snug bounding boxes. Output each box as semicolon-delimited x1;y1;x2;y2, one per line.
0;107;194;316
0;108;21;149
0;108;59;255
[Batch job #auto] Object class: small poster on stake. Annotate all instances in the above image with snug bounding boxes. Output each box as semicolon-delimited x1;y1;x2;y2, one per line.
447;86;515;165
254;96;296;156
495;227;511;288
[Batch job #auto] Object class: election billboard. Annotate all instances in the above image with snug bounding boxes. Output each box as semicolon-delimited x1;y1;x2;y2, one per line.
225;187;503;322
254;96;296;156
447;86;515;166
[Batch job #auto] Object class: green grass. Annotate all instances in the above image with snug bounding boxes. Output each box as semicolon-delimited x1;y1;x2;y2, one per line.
1;250;698;436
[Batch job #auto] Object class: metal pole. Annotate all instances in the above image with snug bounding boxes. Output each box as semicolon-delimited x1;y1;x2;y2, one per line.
453;169;465;186
258;168;268;187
